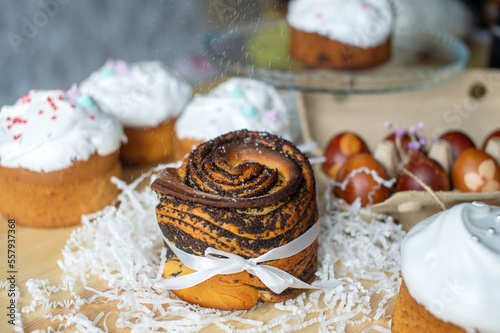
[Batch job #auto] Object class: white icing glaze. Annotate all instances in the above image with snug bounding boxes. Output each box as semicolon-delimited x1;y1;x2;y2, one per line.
401;202;500;333
287;0;393;49
80;60;192;128
175;78;293;142
0;89;124;172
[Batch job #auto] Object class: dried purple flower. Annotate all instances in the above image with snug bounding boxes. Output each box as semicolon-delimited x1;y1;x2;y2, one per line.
395;127;406;137
408;140;421;151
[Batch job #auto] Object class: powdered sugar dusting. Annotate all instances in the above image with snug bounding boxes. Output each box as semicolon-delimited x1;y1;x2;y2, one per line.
17;164;405;332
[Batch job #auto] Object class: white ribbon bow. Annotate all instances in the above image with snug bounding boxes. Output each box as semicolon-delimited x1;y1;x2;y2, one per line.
156;222;342;294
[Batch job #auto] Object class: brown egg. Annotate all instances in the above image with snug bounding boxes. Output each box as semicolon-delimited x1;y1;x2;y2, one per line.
334;153;392;206
482;129;500;150
322;132;370;180
440;130;475;160
396;155;450;192
452;148;500;192
385;132;424;160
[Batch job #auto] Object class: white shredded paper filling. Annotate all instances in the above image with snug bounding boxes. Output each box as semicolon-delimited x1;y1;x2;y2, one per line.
5;163;405;332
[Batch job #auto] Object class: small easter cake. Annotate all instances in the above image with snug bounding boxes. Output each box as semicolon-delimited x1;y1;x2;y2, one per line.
80;59;192;164
0;87;124;227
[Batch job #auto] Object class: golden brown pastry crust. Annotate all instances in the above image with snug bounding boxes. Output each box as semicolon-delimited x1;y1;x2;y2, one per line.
392;279;466;333
152;130;318;310
120;117;176;165
0;152;122;228
289;26;391;69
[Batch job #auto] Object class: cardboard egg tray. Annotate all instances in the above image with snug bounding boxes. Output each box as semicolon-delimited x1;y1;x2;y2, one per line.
298;68;500;231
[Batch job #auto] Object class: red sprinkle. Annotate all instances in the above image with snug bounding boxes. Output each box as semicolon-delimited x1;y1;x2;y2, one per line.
70;104;75;109
51;116;57;120
6;117;11;121
7;125;11;130
39;110;43;115
89;115;95;121
47;97;57;110
12;118;27;124
20;93;31;103
58;95;63;100
13;134;20;140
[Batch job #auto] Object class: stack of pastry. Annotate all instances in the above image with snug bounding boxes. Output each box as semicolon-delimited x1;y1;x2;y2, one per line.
152;130;318;310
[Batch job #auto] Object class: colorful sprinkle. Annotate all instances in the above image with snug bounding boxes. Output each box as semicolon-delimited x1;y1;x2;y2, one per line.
409;125;417;135
100;65;115;78
419;137;427;145
230;85;244;99
76;93;95;108
264;108;279;123
66;83;81;101
417;122;425;131
20;93;31;103
12;118;27;125
47;97;57;110
114;60;130;76
361;2;371;10
241;105;257;118
384;121;393;129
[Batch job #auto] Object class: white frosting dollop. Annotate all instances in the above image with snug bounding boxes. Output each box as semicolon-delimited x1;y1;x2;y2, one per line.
175;78;294;142
80;60;192;128
0;89;124;172
401;202;500;333
287;0;394;49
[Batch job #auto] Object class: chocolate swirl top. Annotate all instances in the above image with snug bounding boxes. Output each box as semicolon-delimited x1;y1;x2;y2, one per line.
152;130;317;257
153;130;310;209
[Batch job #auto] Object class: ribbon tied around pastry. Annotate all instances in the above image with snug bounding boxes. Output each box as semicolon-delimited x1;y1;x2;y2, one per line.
157;222;341;293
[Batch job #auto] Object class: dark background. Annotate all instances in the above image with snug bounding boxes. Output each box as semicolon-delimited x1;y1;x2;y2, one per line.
0;0;492;105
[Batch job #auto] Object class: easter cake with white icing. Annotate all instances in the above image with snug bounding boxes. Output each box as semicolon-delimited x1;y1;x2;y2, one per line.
392;202;500;333
80;59;192;164
287;0;393;69
0;87;124;227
